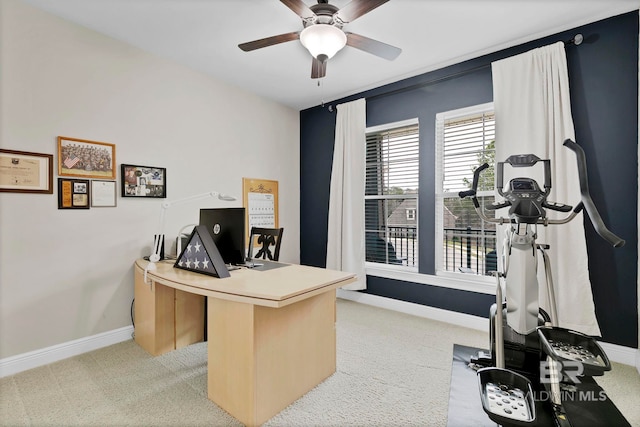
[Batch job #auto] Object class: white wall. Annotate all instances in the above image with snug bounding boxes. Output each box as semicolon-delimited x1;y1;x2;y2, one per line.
0;0;300;359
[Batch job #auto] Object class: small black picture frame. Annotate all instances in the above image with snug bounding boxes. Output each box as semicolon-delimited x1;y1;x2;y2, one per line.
58;178;90;209
121;164;166;198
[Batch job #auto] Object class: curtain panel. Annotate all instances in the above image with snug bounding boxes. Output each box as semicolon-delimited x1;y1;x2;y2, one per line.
492;42;601;336
326;98;367;290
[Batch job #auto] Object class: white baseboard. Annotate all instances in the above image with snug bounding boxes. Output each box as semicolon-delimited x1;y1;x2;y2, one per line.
2;297;638;377
337;290;638;367
337;289;489;332
598;341;638;367
0;326;134;378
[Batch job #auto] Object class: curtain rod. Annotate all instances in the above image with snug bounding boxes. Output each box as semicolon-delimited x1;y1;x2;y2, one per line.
325;33;584;112
565;33;584;46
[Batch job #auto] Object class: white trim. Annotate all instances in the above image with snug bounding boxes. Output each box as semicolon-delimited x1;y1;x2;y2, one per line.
435;102;495;122
366;264;496;294
366;117;419;134
338;291;638;367
0;326;134;378
337;288;489;331
598;341;638;367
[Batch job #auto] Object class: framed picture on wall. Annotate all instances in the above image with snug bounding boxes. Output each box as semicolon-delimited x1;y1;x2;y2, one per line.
58;178;90;209
0;149;53;194
91;180;117;207
121;164;166;198
58;136;116;180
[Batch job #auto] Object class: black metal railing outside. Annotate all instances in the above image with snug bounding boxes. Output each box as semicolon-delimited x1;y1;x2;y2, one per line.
443;227;496;275
366;226;496;274
388;226;417;267
365;226;417;267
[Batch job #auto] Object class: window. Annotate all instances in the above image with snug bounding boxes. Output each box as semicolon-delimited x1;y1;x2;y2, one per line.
406;208;416;221
435;103;496;278
365;119;419;268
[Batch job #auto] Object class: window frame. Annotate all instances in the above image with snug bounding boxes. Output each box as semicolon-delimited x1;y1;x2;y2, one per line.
435;102;496;287
364;118;419;272
364;109;497;296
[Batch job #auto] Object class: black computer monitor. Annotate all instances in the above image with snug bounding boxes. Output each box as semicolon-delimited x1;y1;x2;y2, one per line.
199;207;246;265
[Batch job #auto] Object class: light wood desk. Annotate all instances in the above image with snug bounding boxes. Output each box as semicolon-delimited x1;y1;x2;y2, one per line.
134;259;356;426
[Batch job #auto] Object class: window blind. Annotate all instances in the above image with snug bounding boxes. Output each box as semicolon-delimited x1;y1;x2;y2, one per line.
365;122;419;267
442;112;495;193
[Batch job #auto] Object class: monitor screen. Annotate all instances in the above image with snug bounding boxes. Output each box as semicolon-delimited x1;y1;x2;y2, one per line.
199;207;245;265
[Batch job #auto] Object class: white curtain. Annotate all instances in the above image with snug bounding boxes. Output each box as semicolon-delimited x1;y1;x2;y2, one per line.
326;98;366;290
492;42;601;336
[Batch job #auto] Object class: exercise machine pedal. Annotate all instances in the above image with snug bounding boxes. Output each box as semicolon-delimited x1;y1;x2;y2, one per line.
538;326;611;377
477;367;536;425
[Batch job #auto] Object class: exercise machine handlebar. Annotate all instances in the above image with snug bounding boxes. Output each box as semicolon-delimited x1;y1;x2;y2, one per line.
458;140;625;247
458;163;489;203
563;139;625;248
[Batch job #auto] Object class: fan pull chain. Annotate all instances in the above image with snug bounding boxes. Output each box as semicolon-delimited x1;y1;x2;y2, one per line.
319;78;325;107
318;79;334;112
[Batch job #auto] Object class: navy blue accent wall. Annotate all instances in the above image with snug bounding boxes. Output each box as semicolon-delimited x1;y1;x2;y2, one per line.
300;11;638;347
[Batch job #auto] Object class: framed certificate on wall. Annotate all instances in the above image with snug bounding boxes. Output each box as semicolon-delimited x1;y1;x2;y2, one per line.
0;149;53;194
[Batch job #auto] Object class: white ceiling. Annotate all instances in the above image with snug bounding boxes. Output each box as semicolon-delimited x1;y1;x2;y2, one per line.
21;0;639;110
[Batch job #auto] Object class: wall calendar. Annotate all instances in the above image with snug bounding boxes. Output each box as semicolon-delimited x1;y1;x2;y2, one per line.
242;177;279;243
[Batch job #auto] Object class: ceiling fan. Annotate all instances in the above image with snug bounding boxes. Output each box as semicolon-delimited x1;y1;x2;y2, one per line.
238;0;402;79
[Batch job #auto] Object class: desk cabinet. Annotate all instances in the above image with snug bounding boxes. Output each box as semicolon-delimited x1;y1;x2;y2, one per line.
134;266;205;355
133;259;354;426
207;289;336;426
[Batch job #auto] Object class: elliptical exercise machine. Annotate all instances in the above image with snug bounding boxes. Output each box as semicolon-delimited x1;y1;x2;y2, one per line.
459;139;628;426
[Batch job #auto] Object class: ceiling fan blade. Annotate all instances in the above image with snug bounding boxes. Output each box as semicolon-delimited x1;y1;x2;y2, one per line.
346;32;401;60
336;0;389;23
238;32;300;52
280;0;316;19
311;57;327;79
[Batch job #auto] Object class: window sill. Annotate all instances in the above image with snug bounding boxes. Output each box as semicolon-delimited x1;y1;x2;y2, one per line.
365;263;496;295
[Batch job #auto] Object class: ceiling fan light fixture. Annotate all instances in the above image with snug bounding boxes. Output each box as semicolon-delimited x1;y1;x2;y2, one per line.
300;24;346;61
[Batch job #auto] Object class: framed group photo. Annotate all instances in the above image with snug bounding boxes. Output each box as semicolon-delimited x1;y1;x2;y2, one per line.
58;136;116;180
121;164;166;198
0;149;53;194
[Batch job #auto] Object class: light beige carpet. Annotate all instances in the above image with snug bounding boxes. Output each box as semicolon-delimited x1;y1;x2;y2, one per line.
1;299;638;426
